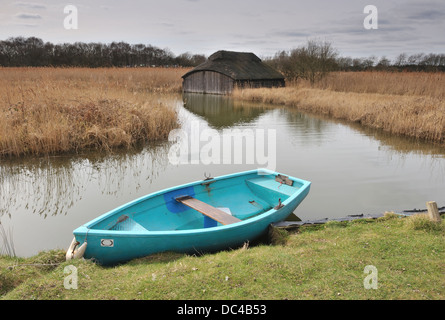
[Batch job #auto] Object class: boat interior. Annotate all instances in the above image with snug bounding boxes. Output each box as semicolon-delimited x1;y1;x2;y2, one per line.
89;172;304;232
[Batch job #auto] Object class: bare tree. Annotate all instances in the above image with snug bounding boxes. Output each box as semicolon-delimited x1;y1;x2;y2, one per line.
272;40;338;85
394;53;407;67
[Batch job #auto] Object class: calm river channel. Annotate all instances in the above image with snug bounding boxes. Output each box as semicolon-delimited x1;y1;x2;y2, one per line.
1;93;444;257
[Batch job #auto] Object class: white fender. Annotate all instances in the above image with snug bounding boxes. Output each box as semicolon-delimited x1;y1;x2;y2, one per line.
66;238;77;261
66;237;87;261
73;241;87;259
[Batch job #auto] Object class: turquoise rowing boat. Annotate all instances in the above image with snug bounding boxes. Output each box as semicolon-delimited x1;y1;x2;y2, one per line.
67;169;311;265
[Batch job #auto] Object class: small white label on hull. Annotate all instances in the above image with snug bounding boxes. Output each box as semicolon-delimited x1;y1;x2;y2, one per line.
101;239;114;247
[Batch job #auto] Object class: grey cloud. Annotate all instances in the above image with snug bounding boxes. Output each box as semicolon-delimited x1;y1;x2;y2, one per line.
270;31;312;38
15;12;42;19
13;2;46;9
159;22;175;28
407;9;445;20
15;23;38;27
229;40;270;46
389;0;445;22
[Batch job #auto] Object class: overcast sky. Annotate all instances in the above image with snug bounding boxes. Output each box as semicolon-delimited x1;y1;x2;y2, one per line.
1;0;444;60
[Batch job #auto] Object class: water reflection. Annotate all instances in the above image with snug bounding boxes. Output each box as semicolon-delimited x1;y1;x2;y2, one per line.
183;93;335;148
182;94;445;221
183;93;271;128
1;93;445;257
0;145;171;219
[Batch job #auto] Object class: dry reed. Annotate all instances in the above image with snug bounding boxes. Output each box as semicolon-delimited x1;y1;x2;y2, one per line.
233;71;445;145
314;71;445;99
0;67;190;157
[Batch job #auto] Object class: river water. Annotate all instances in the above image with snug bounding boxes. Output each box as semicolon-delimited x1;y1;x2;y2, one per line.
1;93;444;257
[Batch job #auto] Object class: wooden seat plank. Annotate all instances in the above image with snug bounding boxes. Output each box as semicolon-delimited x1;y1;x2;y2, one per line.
176;196;241;225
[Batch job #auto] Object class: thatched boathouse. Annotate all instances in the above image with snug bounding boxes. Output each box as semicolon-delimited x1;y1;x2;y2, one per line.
182;50;285;95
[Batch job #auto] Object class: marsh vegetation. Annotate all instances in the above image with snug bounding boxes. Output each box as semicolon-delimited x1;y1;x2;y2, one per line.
234;71;445;146
0;67;190;157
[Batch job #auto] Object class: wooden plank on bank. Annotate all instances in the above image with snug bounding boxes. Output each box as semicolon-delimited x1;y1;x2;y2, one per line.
176;196;241;225
426;201;441;223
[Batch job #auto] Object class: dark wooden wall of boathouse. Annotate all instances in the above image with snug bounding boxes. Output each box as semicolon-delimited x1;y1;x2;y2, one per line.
183;70;234;95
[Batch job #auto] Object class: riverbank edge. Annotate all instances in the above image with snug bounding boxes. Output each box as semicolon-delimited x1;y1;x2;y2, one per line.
232;86;445;147
1;213;444;300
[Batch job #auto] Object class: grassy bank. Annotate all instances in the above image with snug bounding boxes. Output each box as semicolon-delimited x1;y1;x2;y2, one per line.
233;72;445;146
1;214;443;300
0;67;189;157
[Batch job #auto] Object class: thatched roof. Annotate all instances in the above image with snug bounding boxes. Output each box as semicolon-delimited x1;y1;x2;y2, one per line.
182;50;284;81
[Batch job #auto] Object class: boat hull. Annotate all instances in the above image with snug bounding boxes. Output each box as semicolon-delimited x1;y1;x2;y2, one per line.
72;169;310;265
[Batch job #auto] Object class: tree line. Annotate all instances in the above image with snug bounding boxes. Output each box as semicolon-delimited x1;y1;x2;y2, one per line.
2;37;444;84
265;40;445;84
335;52;445;72
0;37;206;68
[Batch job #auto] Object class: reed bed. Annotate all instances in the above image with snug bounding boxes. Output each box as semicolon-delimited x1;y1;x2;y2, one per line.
0;67;189;157
233;72;445;145
314;71;445;99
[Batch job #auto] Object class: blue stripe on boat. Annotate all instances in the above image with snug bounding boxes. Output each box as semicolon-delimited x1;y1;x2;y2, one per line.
163;186;196;213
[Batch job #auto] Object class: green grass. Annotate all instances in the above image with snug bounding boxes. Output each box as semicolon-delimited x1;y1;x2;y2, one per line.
1;214;444;300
